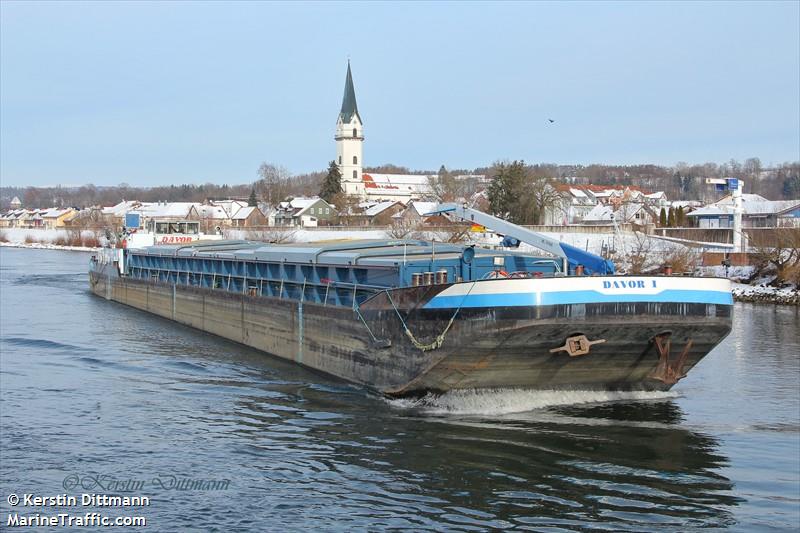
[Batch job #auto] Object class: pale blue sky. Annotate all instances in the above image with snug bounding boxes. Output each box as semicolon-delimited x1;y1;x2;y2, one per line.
1;1;798;187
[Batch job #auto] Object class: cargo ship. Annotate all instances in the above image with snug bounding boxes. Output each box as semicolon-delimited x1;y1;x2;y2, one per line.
89;205;733;396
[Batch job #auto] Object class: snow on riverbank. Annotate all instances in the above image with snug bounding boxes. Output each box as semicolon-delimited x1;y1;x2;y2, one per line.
731;282;799;305
0;241;98;252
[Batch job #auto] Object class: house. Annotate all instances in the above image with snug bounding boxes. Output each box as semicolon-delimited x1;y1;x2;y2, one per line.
40;208;78;229
101;200;144;226
350;200;405;226
15;209;44;228
395;201;439;225
0;209;25;228
687;199;800;228
545;186;598;225
275;197;337;227
10;197;22;209
583;202;657;226
134;202;199;225
542;185;666;225
230;206;267;227
195;203;233;232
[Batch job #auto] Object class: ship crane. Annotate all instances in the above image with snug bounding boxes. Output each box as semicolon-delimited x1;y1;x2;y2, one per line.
431;204;615;276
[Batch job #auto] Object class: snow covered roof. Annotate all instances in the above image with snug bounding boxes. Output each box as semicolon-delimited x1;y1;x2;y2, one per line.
231;206;258;220
584;203;648;223
690;199;800;217
40;208;75;218
670;200;702;208
409;201;439;217
716;193;768;204
362;173;433;195
134;202;196;218
102;200;142;216
288;197;318;209
363;201;401;217
687;206;731;217
211;200;248;217
584;205;614;221
195;204;229;219
740;200;800;215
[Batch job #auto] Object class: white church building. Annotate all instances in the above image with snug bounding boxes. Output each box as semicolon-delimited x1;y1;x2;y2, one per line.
335;63;434;203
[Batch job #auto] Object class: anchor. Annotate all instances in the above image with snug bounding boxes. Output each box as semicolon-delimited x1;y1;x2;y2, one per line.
550;334;606;357
648;332;692;385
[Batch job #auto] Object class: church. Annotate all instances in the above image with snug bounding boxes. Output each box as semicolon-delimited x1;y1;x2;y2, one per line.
335;62;435;203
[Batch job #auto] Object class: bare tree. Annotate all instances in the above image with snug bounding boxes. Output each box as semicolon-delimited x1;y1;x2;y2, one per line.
387;220;422;239
245;228;297;244
427;165;464;202
256;163;292;208
750;228;800;285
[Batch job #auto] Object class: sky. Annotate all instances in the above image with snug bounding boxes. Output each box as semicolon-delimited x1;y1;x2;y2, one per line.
1;1;798;188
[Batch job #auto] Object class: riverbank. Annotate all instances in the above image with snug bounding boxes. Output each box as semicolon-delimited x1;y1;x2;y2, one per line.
732;283;800;306
0;241;98;253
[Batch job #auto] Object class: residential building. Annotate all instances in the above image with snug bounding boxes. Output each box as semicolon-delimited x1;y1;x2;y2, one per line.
41;208;78;229
230;206;267;227
687;199;800;228
350;201;405;226
583;202;657;226
275;197;337;227
394;201;440;225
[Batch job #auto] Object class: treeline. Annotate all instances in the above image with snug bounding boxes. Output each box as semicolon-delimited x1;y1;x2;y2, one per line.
2;158;798;210
476;159;800;203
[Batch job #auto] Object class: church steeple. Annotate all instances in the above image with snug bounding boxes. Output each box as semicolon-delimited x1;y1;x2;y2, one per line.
335;61;365;198
339;61;360;124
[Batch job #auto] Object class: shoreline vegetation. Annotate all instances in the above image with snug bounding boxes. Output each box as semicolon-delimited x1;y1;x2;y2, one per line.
1;230;797;306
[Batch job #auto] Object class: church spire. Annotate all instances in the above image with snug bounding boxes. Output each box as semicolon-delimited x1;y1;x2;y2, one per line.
339;61;360;124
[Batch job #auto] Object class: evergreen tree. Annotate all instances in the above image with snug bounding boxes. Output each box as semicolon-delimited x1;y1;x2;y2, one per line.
487;160;528;223
659;207;667;227
667;207;676;227
676;206;685;226
783;175;800;199
319;161;343;203
248;187;258;207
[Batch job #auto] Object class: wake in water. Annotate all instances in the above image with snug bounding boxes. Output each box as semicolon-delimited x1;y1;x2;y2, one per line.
387;388;678;416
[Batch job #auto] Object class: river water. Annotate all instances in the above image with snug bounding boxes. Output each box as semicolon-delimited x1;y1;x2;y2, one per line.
1;247;798;531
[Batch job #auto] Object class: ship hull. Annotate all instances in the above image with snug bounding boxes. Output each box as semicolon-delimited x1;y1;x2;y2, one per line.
89;271;732;396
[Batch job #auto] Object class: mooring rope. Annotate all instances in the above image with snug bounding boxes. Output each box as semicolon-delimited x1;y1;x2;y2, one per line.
385;283;476;352
353;305;381;344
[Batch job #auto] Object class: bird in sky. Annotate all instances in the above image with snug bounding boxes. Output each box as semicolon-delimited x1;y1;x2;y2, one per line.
548;119;555;123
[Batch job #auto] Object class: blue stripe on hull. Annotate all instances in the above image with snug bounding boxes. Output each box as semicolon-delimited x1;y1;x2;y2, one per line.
425;289;734;309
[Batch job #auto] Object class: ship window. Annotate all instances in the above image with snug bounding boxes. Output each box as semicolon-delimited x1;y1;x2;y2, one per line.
353;155;358;164
353;128;357;137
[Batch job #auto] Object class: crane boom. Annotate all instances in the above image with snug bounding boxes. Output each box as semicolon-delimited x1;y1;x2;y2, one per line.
431;203;615;275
